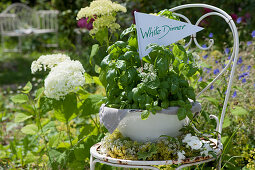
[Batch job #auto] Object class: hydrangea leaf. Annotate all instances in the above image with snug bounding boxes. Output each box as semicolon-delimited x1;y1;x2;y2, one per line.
15;113;33;123
21;124;38;135
81;94;104;116
21;81;32;94
11;94;29;104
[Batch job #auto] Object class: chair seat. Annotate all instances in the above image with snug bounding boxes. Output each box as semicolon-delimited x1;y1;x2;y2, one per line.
90;141;221;168
1;28;56;37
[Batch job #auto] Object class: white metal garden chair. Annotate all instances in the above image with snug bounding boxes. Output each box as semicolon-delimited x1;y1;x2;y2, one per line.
0;3;59;52
90;3;239;170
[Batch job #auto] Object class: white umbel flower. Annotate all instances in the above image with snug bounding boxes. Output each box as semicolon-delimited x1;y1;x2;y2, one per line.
44;60;85;100
177;150;186;163
200;143;213;156
31;54;71;74
182;133;203;150
187;139;202;150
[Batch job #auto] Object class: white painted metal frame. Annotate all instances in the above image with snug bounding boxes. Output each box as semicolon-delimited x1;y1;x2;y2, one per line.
90;3;239;170
0;3;59;52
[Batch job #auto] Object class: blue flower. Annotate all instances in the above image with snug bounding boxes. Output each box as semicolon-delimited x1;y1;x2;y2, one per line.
254;84;255;88
198;77;203;82
237;56;243;64
247;65;251;70
210;85;214;90
209;33;213;38
252;30;255;38
202;44;207;48
238;72;249;80
222;64;226;69
241;64;245;71
213;68;220;75
203;54;208;59
215;60;219;63
237;17;242;24
247;41;252;46
206;68;211;73
227;55;231;60
225;48;230;55
232;91;237;98
242;78;246;83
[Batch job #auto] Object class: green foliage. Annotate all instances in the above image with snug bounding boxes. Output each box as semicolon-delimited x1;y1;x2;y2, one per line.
14;113;33;123
137;143;157;160
21;124;38;135
11;94;29;104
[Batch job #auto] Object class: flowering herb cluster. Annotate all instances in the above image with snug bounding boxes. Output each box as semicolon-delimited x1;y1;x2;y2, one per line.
100;130;218;162
99;11;201;120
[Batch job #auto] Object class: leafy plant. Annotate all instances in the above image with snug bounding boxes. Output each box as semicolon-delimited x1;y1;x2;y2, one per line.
100;12;201;120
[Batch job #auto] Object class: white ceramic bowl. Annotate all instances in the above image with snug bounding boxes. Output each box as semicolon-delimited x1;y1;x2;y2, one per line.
117;111;188;142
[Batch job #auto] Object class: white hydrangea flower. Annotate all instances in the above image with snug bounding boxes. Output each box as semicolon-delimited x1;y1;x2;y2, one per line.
177;150;186;163
31;53;71;74
44;60;85;100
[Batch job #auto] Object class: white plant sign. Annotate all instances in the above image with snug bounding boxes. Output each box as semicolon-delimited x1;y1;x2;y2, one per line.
134;11;204;59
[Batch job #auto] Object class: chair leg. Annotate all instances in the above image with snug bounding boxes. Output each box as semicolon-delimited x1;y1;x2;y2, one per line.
217;155;222;170
18;36;22;52
1;35;4;52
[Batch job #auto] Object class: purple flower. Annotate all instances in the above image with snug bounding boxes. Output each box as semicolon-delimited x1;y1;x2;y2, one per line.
232;91;237;98
213;68;220;75
215;60;219;64
247;41;252;46
247;65;251;70
231;14;238;21
210;85;214;90
241;64;245;71
198;77;203;82
237;17;242;24
242;78;246;83
254;84;255;88
252;30;255;38
203;54;208;59
237;56;243;64
209;33;213;38
227;55;231;60
222;64;226;69
77;17;94;30
206;68;211;73
225;48;230;55
202;44;207;48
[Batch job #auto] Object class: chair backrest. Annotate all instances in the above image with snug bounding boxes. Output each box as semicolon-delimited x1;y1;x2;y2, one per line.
37;10;59;31
0;13;18;33
1;3;39;29
169;4;239;137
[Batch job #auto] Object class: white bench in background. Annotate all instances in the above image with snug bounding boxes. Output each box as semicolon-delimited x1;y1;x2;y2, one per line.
0;3;59;52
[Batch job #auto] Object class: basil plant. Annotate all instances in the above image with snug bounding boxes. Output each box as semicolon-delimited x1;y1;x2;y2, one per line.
99;11;201;120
